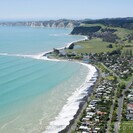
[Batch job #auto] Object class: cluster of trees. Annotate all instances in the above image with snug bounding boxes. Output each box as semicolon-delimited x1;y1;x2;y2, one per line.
92;28;119;43
53;48;60;54
108;49;121;56
101;28;117;33
68;43;74;49
107;44;113;48
102;32;118;43
71;26;101;35
127;33;133;42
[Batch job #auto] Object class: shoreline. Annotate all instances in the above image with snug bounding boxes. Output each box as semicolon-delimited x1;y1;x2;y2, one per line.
60;68;100;133
0;33;98;133
41;44;98;133
40;35;99;133
42;35;88;57
43;62;98;133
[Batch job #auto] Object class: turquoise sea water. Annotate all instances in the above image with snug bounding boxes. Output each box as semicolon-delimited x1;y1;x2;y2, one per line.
0;26;89;133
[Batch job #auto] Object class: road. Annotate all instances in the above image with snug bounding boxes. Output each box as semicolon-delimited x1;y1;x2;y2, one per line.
101;63;133;133
106;96;116;133
114;77;133;133
101;63;121;82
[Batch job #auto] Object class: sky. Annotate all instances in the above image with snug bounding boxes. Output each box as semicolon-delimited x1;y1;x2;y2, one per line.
0;0;133;20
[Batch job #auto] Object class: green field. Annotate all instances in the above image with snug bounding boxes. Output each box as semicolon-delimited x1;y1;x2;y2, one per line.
122;44;133;56
68;23;133;54
67;38;117;54
123;46;133;50
119;121;133;133
114;27;133;40
81;23;106;28
82;23;133;40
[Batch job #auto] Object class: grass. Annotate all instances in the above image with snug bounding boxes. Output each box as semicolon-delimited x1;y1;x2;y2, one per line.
81;23;106;28
81;23;133;40
70;23;133;55
67;23;133;54
122;46;133;52
106;76;115;81
96;63;107;72
119;121;133;133
114;27;133;40
66;38;117;54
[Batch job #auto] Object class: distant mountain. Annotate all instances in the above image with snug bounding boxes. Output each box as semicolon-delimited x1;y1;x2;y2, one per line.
1;17;133;30
0;19;82;28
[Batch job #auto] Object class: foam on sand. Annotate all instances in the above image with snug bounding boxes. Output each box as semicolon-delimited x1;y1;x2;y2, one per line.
0;45;97;133
66;35;88;48
0;52;62;62
43;63;98;133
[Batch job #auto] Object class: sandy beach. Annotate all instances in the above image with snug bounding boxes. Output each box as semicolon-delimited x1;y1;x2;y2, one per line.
41;49;98;133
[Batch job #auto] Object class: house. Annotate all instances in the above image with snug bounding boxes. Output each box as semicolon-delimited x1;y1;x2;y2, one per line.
86;115;93;119
127;94;133;99
126;114;133;120
97;111;107;115
59;50;67;56
88;105;94;107
128;97;133;103
127;103;133;111
95;127;100;131
79;126;90;131
87;112;95;116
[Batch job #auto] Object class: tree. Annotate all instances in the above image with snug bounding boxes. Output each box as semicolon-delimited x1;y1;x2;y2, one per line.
68;43;74;49
53;48;59;54
118;82;126;89
108;44;113;48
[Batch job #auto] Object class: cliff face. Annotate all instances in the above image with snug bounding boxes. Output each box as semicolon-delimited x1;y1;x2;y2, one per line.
71;26;101;35
30;20;80;28
0;20;81;28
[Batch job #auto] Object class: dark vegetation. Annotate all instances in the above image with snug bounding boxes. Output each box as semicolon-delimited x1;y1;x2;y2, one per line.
83;17;133;30
71;26;101;35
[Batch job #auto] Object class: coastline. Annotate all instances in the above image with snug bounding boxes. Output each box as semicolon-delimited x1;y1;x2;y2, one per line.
41;36;99;133
60;67;100;133
42;35;88;58
0;32;98;133
43;61;98;133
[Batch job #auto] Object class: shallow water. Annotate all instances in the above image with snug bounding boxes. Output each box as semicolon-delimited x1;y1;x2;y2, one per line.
0;26;90;133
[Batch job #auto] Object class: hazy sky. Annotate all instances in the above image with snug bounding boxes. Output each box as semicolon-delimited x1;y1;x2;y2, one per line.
0;0;132;20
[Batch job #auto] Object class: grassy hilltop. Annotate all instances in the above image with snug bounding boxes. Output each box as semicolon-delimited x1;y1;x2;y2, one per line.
68;20;133;54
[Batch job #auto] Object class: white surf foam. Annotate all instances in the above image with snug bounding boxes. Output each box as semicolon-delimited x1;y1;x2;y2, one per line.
0;35;95;133
66;36;88;48
50;33;68;37
0;52;63;62
43;63;98;133
0;49;97;133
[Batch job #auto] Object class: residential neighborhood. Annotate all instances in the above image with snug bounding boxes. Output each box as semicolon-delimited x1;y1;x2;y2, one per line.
75;73;117;133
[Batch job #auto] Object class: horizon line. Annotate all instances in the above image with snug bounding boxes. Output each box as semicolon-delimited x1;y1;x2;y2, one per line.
0;16;133;22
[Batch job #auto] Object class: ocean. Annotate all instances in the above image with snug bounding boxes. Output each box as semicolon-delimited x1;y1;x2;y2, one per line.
0;26;97;133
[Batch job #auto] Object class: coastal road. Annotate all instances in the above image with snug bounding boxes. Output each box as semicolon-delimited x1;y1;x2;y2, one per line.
101;63;121;82
101;63;133;133
106;98;115;133
114;77;133;133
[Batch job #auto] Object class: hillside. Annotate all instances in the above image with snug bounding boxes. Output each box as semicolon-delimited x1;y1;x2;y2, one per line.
71;26;101;35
